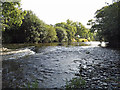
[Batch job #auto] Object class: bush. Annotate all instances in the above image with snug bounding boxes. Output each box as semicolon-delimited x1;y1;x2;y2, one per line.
65;77;86;89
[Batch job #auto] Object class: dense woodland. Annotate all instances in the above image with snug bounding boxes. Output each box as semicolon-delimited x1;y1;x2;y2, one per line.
1;1;120;47
88;1;120;47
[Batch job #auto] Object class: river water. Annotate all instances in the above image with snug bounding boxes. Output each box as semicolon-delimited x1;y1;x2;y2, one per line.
2;42;120;89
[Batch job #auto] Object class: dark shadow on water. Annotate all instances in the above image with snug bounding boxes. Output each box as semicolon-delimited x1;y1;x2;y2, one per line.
2;60;27;88
3;42;91;49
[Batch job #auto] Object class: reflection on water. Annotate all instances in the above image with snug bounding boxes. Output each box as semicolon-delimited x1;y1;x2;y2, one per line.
2;42;120;89
3;42;91;49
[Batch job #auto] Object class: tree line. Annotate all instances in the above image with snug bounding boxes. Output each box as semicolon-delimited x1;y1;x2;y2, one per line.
1;1;95;44
88;1;120;47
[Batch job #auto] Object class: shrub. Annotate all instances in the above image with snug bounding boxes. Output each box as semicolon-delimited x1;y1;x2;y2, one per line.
65;77;86;89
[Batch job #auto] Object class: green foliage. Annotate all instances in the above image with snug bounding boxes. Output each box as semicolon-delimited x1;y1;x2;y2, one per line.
2;1;27;29
55;19;77;42
19;10;59;43
27;80;39;89
31;80;39;88
55;27;68;42
23;11;48;43
55;19;94;42
65;77;86;89
44;25;58;42
1;1;27;43
90;1;120;47
1;1;94;44
2;10;47;43
22;10;47;43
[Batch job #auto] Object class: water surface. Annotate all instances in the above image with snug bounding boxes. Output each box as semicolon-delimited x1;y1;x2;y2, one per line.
2;42;120;89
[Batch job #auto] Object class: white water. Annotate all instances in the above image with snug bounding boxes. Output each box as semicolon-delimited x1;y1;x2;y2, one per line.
2;48;35;60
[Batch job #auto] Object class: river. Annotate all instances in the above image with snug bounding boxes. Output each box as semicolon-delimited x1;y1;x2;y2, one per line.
2;42;120;89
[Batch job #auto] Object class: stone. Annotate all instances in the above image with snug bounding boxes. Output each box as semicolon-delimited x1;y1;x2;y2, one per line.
86;51;90;54
54;59;59;61
37;77;44;81
102;82;108;86
111;83;118;86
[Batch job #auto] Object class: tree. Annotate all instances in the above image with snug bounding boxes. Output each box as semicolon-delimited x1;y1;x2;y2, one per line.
75;22;87;38
2;10;47;43
55;19;77;42
20;10;47;43
44;25;57;43
2;1;27;29
1;1;27;43
55;27;68;42
55;19;94;42
90;1;120;47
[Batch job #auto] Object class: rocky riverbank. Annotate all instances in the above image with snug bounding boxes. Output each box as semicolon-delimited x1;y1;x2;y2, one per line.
72;48;120;89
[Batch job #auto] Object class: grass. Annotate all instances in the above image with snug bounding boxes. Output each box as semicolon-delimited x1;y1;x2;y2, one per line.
25;80;39;89
65;76;86;89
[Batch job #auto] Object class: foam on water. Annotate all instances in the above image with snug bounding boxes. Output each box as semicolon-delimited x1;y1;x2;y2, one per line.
2;48;35;60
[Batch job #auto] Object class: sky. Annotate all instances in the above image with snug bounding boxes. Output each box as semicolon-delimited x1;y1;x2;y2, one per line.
21;0;112;28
